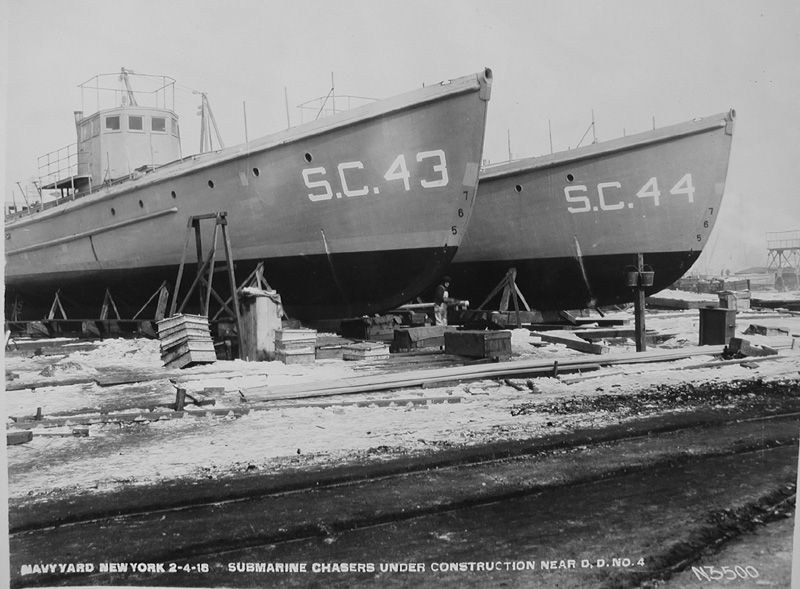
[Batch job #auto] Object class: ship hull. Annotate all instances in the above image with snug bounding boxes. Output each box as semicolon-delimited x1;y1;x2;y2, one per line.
449;111;735;310
6;70;492;321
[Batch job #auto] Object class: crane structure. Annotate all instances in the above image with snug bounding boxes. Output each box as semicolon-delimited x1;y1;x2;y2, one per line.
766;230;800;290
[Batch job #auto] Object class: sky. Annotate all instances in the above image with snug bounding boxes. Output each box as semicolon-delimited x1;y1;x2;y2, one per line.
2;0;799;274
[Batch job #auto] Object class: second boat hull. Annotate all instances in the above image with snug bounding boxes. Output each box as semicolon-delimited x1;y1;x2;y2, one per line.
449;111;735;310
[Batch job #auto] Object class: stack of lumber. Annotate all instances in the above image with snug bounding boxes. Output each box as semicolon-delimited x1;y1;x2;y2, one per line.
275;329;317;364
342;342;390;361
156;314;216;369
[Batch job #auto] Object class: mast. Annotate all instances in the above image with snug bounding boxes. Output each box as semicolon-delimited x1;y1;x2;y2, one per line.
119;67;139;107
196;91;225;153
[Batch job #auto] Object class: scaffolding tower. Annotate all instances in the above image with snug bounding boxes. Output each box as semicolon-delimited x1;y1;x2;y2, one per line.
766;230;800;290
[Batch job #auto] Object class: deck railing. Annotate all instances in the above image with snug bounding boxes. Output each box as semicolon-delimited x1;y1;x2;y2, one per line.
37;143;80;190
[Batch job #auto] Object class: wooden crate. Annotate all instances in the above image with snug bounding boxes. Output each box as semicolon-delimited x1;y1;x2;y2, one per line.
157;314;216;369
315;345;345;360
276;348;316;365
161;339;216;368
166;350;219;369
339;316;399;341
391;326;452;352
444;330;512;360
156;314;209;333
275;329;317;350
342;342;390;361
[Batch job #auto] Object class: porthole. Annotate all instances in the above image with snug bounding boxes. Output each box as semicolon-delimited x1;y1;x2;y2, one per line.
304;152;313;163
138;200;144;208
566;173;574;182
252;167;260;177
208;180;215;188
110;207;116;216
171;190;177;199
514;184;523;193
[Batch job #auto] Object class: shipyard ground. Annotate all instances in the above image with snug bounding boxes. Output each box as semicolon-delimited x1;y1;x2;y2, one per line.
5;298;800;587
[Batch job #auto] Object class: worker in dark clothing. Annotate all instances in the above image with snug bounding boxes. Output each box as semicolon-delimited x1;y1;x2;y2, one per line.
434;276;453;326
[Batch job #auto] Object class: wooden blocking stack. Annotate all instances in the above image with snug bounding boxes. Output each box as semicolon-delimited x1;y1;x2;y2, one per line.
343;342;390;361
275;328;317;365
156;314;216;369
444;330;512;361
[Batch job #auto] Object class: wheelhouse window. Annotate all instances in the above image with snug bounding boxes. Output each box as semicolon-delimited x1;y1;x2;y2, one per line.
90;118;100;137
151;117;166;132
171;118;180;137
105;115;120;131
128;115;143;131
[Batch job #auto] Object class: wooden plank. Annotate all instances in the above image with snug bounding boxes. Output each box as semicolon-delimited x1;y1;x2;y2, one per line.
261;395;463;411
572;318;630;326
572;328;637;339
242;345;725;402
645;297;712;310
680;354;786;370
9;407;252;429
6;375;97;391
530;330;610;355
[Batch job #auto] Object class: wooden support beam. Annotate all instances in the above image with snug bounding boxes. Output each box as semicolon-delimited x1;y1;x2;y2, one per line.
47;290;68;320
133;281;170;320
220;215;244;356
634;253;646;352
99;289;121;320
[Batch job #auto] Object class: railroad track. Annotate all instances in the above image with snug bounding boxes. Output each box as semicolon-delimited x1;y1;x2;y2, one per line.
10;397;800;588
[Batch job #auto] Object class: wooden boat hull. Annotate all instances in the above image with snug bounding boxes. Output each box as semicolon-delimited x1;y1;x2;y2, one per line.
449;111;735;310
6;70;492;320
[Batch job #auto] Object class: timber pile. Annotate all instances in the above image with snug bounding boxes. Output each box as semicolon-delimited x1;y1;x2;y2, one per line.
242;345;726;402
156;315;216;369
